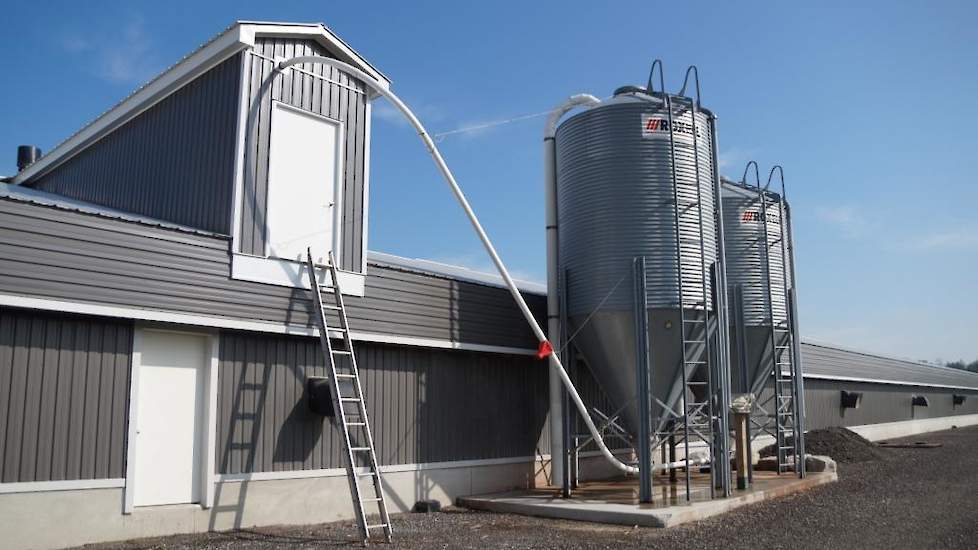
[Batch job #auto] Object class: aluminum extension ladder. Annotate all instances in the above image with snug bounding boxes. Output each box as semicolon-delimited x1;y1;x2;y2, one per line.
754;174;804;476
305;249;393;543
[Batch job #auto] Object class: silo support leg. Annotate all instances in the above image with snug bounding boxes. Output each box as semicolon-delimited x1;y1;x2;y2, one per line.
634;257;653;503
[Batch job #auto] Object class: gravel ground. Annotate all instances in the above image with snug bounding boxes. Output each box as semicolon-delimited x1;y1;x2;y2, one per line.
77;425;978;550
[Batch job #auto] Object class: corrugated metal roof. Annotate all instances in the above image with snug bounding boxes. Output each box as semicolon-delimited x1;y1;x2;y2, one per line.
800;341;978;391
0;182;222;237
367;251;546;295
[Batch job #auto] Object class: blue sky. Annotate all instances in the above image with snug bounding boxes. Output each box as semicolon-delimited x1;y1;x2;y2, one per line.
1;1;976;363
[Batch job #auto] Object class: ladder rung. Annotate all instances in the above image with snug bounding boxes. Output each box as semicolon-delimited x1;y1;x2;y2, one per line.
362;497;383;502
366;524;389;530
335;373;357;379
340;397;361;402
357;471;377;477
321;305;342;311
333;350;352;355
351;447;372;452
347;422;366;426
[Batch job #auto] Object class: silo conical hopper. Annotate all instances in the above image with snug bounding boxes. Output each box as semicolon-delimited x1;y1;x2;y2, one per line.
555;87;722;439
721;179;791;397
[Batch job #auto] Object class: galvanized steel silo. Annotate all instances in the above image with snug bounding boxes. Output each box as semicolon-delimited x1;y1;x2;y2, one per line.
555;87;720;437
721;179;791;396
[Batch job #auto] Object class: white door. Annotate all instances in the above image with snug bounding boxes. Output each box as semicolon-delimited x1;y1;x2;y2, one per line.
265;101;342;263
133;330;207;506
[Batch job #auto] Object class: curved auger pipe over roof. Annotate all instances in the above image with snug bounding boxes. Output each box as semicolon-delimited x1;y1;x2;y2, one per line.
274;55;640;474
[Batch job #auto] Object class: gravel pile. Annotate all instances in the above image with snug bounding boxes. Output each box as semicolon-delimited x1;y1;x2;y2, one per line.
74;426;978;550
759;426;891;463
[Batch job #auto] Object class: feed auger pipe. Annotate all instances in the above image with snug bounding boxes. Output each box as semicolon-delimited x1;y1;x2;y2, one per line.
277;56;639;474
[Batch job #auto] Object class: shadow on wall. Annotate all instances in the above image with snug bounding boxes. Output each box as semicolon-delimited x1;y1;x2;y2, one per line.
213;329;550;515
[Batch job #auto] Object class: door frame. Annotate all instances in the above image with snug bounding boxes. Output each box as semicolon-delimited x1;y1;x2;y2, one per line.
123;325;219;513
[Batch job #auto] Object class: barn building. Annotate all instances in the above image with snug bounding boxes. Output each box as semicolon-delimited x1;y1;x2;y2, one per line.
0;21;976;550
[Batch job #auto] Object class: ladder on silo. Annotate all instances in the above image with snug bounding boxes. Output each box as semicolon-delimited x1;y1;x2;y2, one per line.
754;175;802;476
305;249;393;544
769;166;806;477
652;60;725;501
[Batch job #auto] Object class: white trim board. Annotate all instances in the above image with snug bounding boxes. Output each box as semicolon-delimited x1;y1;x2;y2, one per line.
0;294;538;357
0;478;125;495
123;328;142;514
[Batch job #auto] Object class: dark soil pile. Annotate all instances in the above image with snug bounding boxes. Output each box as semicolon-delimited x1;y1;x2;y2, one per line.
759;426;891;463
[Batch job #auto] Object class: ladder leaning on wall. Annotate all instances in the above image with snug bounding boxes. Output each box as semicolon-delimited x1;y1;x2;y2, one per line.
305;249;393;543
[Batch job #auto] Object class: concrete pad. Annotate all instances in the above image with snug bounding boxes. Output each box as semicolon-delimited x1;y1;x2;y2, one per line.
458;470;837;528
756;454;837;473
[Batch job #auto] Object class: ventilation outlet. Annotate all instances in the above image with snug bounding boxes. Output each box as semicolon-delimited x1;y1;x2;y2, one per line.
307;376;335;417
16;145;41;172
840;390;862;409
911;395;929;407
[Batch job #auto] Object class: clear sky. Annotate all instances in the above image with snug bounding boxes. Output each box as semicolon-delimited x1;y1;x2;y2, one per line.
1;1;976;363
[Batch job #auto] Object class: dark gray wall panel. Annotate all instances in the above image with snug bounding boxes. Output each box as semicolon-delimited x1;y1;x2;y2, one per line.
0;198;543;350
28;56;242;235
239;39;368;272
0;308;131;482
217;332;550;474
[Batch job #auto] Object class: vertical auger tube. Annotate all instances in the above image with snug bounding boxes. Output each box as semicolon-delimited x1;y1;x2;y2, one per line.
708;113;734;496
546;94;602;486
277;56;639;474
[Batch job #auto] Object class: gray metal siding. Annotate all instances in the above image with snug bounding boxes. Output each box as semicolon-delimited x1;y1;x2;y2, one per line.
239;38;368;272
0;197;542;350
0;308;131;483
797;379;978;430
217;332;549;474
28;56;241;235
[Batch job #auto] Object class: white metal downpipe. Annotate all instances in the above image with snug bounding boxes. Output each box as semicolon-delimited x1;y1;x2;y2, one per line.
277;56;639;474
544;94;601;484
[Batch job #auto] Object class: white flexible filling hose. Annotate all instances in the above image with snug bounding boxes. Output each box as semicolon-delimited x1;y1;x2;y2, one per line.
278;56;641;474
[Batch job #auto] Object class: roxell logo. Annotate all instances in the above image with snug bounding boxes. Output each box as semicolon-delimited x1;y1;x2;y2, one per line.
641;114;702;140
741;210;778;224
